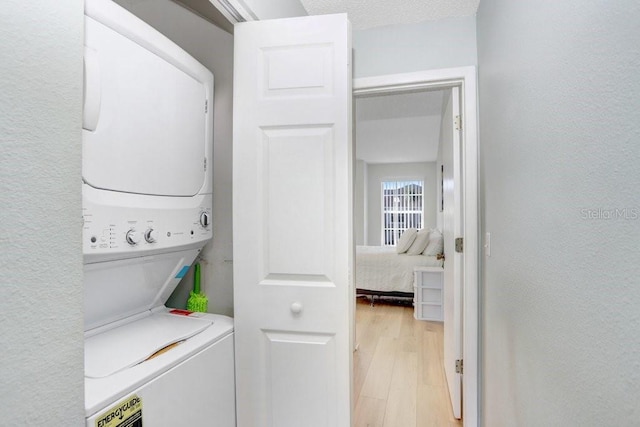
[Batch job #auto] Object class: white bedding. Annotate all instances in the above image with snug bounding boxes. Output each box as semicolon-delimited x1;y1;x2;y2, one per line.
355;246;443;294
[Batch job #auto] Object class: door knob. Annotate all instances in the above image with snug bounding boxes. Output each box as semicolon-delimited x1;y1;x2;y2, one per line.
290;302;303;315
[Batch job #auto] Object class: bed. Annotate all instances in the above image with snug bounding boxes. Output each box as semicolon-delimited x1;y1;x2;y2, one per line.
355;245;443;298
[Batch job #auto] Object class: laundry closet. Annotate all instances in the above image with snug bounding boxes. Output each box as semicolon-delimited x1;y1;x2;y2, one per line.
85;1;354;426
82;1;235;424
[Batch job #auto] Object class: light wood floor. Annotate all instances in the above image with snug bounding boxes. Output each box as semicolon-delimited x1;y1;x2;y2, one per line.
354;297;462;427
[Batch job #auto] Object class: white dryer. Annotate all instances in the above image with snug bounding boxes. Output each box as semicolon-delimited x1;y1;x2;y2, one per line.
82;1;235;425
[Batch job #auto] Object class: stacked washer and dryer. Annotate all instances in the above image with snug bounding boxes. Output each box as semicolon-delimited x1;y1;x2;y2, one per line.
82;1;235;425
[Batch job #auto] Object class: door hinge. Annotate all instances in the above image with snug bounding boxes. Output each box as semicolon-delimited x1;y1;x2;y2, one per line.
455;359;463;374
455;237;464;253
454;115;461;131
204;157;207;171
205;99;209;114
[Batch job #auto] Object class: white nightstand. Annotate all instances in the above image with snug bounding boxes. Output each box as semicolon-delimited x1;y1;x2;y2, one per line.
413;266;444;321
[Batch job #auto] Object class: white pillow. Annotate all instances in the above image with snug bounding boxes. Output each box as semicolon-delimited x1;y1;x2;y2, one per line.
396;228;418;254
406;229;430;255
423;229;444;256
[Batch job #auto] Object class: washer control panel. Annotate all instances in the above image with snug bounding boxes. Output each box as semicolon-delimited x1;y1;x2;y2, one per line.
83;192;212;260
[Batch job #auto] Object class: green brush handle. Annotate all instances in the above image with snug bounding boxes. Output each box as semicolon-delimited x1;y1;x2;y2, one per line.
194;263;201;294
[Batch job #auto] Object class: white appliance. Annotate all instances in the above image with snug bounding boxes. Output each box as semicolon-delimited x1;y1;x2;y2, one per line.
82;1;235;425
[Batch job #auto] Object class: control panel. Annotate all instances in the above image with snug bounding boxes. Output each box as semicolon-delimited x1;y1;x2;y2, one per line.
82;189;212;262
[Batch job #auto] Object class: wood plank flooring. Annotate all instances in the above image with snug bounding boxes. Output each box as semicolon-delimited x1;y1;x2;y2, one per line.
354;297;462;427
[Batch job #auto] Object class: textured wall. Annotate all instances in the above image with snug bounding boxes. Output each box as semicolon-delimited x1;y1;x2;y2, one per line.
0;1;84;423
366;162;437;245
353;16;477;78
116;0;235;316
477;1;640;425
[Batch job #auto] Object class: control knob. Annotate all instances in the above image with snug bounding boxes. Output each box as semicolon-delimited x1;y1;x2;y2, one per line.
200;212;210;228
126;229;141;246
145;228;158;243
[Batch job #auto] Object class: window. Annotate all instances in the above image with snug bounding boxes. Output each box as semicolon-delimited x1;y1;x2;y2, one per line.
381;179;424;246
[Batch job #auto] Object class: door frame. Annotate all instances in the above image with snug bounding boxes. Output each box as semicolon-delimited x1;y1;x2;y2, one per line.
353;66;479;427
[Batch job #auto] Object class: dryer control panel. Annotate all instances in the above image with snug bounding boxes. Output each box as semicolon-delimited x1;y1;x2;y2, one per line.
82;185;212;263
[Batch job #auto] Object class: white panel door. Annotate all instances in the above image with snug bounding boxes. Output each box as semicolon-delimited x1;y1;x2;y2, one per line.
443;87;463;419
233;14;352;427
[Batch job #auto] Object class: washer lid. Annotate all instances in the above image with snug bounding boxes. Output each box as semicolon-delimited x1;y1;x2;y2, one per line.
85;311;213;379
84;248;201;331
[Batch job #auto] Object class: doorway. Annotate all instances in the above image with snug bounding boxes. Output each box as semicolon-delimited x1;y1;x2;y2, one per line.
352;67;479;426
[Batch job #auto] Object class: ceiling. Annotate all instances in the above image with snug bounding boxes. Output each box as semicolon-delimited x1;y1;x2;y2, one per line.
355;89;448;164
300;0;480;30
177;0;480;33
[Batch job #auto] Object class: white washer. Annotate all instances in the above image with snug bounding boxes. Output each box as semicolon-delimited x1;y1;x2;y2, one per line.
82;1;235;425
84;307;235;426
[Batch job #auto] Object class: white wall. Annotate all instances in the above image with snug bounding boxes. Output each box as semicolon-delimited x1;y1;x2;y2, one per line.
116;0;235;316
0;1;84;424
353;16;477;78
477;1;640;425
354;159;368;245
355;90;445;163
366;162;437;245
356;115;442;163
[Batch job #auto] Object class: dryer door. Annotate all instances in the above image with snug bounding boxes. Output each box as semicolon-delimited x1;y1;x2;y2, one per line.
83;15;210;197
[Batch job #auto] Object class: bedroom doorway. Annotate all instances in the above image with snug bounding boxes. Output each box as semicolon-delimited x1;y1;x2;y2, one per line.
352;67;479;426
